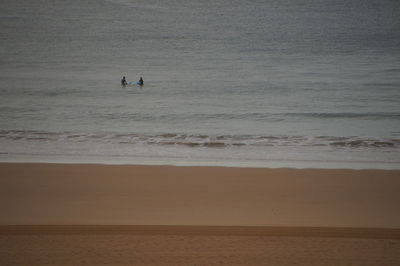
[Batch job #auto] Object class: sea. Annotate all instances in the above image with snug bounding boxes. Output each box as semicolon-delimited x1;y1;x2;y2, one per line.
1;0;399;169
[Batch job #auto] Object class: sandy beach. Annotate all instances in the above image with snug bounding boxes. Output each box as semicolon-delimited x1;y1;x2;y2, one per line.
1;163;400;265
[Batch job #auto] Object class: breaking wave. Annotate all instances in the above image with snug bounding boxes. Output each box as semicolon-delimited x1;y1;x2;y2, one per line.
1;130;399;149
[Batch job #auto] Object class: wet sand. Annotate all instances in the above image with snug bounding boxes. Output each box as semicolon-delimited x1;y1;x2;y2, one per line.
1;163;400;265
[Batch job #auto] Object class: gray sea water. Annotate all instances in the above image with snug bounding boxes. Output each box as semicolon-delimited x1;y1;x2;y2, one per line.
1;0;400;168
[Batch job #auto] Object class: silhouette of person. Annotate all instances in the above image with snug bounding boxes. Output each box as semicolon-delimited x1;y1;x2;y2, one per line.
121;76;127;86
138;77;144;86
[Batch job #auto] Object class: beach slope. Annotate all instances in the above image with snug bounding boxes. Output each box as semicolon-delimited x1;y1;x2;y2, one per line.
1;163;400;265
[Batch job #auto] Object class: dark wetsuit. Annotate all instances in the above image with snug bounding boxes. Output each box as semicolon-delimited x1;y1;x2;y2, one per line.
121;77;127;86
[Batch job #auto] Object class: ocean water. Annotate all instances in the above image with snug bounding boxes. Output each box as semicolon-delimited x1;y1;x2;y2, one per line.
0;0;399;168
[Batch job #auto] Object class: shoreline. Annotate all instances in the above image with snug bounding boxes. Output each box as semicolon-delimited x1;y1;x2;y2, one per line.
1;157;400;170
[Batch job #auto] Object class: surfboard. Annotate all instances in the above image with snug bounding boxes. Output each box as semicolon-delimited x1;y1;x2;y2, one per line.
128;81;141;85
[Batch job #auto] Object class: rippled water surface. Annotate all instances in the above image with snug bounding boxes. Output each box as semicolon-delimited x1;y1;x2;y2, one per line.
1;0;399;168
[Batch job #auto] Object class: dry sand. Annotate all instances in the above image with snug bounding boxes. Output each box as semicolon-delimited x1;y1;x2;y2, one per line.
1;163;400;265
1;225;400;266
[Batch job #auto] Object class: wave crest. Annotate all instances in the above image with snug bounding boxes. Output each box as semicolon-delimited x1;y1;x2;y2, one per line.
0;130;399;149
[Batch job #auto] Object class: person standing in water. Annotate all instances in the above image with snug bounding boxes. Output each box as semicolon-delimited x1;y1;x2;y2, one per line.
121;76;127;86
138;77;144;86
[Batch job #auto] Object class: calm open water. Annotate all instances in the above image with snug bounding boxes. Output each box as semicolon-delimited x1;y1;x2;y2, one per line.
1;0;400;168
